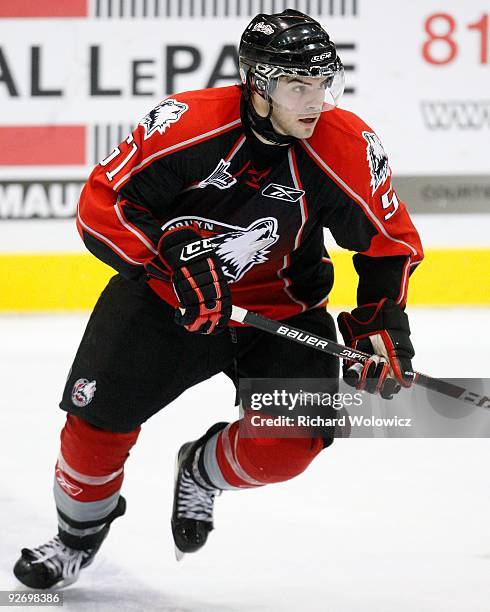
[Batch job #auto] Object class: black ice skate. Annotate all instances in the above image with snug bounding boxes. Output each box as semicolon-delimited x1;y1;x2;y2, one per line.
14;495;126;589
171;423;227;560
13;531;107;589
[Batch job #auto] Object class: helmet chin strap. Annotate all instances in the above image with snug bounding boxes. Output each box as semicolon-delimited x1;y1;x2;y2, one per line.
244;89;295;146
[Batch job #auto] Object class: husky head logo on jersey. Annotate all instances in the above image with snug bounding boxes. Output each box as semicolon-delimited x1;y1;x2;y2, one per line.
212;218;279;282
139;99;189;140
362;131;390;195
162;217;279;282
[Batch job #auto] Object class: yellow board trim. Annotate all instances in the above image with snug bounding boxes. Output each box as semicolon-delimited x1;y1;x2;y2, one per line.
1;249;489;311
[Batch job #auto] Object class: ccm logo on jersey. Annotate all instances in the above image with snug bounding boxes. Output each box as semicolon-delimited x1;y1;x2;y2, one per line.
262;183;305;202
179;238;215;262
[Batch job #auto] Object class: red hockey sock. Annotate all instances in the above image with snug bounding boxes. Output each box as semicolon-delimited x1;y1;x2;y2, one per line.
54;415;140;512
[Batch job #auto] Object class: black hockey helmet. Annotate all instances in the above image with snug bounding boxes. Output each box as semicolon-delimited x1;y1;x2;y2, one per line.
239;9;344;141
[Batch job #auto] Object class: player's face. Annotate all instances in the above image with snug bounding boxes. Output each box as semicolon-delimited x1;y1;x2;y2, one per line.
252;76;328;139
269;99;321;139
271;75;338;137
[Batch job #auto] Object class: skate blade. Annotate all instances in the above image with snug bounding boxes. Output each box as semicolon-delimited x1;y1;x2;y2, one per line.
174;545;186;562
173;447;189;563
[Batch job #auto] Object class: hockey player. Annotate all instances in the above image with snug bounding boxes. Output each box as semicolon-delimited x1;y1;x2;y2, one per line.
14;9;423;589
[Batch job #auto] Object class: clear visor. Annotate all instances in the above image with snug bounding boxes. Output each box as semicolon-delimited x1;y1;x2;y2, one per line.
267;70;345;116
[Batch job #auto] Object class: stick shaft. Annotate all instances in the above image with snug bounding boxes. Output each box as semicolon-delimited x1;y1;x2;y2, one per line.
231;306;478;406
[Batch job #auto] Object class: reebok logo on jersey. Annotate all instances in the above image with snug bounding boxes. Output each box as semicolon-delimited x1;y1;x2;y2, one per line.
362;131;390;195
162;216;279;282
139;99;188;140
199;159;237;190
262;183;305;202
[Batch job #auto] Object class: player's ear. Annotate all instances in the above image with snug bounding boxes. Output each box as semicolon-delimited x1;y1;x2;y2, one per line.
251;91;270;118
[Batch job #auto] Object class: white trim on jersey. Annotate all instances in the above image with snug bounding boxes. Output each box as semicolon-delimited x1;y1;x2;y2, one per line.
276;149;309;313
225;134;247;162
396;257;411;306
114;199;159;255
77;200;145;266
301;140;420;258
113;118;242;190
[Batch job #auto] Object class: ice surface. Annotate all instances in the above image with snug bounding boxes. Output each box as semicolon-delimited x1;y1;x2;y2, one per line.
0;309;489;611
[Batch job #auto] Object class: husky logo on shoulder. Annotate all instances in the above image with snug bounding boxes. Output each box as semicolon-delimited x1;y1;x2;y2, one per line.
71;378;96;408
362;131;390;195
139;99;188;140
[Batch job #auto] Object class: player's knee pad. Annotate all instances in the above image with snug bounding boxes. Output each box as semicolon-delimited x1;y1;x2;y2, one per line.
237;434;324;484
215;421;323;487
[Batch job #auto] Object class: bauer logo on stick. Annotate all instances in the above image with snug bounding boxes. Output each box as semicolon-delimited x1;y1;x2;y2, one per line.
71;379;97;408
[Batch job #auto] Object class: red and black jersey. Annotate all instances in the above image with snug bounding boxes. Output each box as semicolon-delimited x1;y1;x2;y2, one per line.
77;85;423;322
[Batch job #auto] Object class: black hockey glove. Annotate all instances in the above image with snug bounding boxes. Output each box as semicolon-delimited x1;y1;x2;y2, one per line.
337;298;415;399
157;226;232;335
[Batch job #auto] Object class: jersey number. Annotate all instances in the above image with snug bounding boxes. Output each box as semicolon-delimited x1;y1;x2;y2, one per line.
100;134;138;182
381;186;399;221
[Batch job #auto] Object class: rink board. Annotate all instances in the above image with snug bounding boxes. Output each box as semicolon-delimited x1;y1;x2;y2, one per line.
1;1;489;311
2;248;489;311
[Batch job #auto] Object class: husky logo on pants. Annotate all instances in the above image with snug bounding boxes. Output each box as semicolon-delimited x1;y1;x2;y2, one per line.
71;378;97;407
162;216;279;282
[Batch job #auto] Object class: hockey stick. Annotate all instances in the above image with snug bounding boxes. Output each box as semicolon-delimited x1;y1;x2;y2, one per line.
230;305;488;409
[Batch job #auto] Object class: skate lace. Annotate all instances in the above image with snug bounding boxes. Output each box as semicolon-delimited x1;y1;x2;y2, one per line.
177;469;220;522
28;535;91;580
